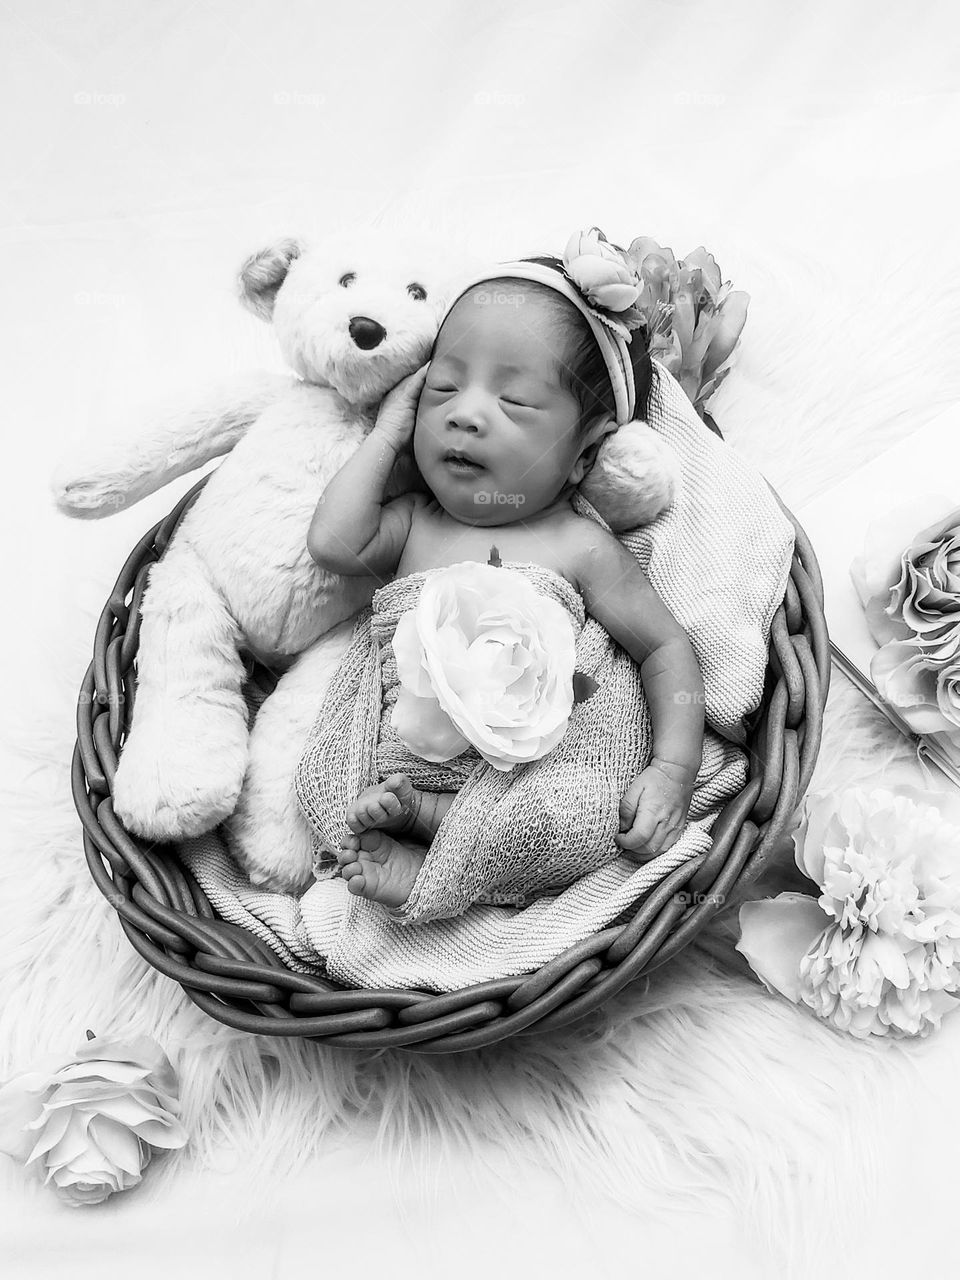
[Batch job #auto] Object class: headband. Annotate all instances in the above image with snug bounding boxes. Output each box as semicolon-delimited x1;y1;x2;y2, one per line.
440;229;645;427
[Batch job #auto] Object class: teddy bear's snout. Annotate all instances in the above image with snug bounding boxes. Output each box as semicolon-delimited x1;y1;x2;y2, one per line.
348;315;387;351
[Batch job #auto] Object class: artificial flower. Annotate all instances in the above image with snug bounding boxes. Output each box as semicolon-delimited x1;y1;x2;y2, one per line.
736;783;960;1039
390;558;578;772
625;237;749;415
851;496;960;736
0;1031;188;1206
561;227;644;338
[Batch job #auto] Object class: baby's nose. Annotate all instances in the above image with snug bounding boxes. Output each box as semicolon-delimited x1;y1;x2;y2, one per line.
448;415;481;432
445;388;489;432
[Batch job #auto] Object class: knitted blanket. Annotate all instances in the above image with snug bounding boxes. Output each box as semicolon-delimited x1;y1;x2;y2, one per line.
177;363;797;993
295;558;654;923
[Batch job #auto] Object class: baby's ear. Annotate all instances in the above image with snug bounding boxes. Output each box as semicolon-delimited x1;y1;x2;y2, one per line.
238;237;304;321
569;414;618;487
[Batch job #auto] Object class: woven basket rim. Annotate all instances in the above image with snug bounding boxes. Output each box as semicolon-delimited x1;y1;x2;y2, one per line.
71;445;831;1053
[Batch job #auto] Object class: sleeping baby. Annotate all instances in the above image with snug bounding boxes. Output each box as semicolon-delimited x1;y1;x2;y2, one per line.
296;237;706;923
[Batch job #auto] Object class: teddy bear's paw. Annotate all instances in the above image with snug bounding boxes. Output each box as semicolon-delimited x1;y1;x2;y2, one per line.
113;714;248;841
246;864;308;896
50;466;131;520
226;805;316;896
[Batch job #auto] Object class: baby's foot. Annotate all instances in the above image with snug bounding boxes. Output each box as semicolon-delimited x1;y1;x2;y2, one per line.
345;772;419;835
336;829;426;908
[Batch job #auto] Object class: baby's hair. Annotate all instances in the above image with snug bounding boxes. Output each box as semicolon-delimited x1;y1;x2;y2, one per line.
483;256;655;436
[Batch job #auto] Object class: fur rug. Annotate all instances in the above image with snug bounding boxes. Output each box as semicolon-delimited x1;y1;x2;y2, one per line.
4;225;960;1278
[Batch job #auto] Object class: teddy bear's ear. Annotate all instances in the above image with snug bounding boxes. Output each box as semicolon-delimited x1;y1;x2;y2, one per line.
238;237;304;321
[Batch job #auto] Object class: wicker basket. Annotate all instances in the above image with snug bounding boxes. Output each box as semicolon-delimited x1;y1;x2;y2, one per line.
71;423;830;1054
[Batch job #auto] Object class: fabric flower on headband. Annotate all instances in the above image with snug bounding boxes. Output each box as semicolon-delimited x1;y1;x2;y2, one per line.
561;227;646;341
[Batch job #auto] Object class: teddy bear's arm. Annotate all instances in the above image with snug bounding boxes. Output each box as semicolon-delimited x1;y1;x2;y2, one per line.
51;369;296;519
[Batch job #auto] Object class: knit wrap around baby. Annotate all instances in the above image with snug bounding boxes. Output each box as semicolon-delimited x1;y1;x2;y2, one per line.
294;559;654;926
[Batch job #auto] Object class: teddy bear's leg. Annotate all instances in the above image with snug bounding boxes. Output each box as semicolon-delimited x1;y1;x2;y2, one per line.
225;618;357;894
113;542;250;841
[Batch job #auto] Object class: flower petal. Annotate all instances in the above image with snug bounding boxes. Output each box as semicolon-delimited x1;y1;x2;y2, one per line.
0;1075;54;1162
390;689;470;762
850;495;957;604
872;640;956;734
736;893;830;1002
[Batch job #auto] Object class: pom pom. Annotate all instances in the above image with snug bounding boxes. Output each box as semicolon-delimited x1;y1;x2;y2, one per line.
579;420;681;532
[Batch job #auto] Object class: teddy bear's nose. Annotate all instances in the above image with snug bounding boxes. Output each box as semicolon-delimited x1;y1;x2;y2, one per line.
348;316;387;350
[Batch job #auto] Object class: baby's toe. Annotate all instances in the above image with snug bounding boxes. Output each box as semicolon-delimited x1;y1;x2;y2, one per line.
336;836;360;866
345;803;372;833
357;828;388;855
385;772;414;799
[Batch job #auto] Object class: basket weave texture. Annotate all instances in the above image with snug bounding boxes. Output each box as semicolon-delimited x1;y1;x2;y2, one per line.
72;441;830;1053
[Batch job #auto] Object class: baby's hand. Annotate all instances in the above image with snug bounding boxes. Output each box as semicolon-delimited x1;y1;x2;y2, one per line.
375;364;430;449
615;757;697;862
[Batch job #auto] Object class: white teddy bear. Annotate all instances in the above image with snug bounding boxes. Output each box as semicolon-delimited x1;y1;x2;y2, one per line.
53;230;465;865
54;228;679;894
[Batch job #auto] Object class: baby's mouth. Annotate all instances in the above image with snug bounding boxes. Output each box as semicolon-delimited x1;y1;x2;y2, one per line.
443;449;485;473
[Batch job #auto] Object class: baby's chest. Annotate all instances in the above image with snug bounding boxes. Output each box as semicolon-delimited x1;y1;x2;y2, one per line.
396;501;576;583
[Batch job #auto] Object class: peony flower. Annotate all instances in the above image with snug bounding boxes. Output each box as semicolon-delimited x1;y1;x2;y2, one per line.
625;237;749;416
851;495;960;736
735;783;960;1039
561;227;643;337
390;558;578;772
0;1031;188;1206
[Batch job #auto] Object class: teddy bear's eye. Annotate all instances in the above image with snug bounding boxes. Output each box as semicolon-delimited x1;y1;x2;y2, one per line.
339;272;356;288
407;282;427;301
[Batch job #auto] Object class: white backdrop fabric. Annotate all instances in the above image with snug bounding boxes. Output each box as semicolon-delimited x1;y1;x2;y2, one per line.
2;2;960;1278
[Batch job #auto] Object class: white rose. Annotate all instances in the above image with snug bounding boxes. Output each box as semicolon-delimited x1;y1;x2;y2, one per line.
0;1032;188;1207
390;561;578;772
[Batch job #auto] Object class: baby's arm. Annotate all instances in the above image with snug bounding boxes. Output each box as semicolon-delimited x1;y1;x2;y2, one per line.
567;520;705;860
307;365;430;578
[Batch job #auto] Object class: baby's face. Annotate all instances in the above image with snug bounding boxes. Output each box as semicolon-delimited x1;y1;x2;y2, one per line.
413;289;585;526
